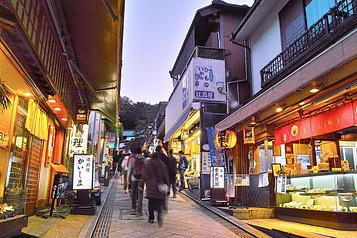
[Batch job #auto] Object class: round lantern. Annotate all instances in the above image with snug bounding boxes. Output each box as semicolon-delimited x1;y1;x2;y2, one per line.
215;130;237;149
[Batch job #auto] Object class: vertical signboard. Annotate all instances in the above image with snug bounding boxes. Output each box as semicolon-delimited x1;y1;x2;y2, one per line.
201;152;211;174
73;154;94;190
69;124;89;157
210;167;224;188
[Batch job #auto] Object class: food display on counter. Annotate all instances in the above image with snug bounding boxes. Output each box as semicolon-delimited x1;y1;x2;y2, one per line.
0;204;16;219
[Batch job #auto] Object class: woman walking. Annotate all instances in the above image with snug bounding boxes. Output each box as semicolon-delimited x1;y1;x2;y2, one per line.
139;150;169;227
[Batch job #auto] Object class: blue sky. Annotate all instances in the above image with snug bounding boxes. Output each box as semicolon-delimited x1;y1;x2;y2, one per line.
121;0;253;104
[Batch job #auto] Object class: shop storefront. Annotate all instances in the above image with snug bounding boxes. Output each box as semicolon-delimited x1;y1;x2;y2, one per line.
0;42;70;218
271;99;357;230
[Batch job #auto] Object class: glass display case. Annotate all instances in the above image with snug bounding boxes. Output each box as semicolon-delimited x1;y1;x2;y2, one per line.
276;172;357;212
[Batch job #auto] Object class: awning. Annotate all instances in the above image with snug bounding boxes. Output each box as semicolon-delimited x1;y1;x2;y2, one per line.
164;107;192;142
58;0;125;123
274;99;357;146
50;163;70;174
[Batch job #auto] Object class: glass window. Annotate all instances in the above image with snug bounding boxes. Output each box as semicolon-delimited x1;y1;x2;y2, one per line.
279;0;306;49
258;142;274;173
305;0;336;27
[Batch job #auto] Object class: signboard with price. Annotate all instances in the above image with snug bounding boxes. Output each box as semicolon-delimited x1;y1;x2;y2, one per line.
73;154;94;190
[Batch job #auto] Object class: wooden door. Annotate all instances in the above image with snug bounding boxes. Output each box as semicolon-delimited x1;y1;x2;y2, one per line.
25;136;43;214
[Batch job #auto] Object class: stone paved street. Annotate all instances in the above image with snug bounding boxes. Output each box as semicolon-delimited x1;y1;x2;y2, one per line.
106;178;241;238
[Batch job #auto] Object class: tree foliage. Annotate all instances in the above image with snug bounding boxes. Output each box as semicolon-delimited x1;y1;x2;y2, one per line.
119;96;158;131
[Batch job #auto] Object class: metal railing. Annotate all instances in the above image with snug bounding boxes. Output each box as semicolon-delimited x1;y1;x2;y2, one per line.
260;0;357;87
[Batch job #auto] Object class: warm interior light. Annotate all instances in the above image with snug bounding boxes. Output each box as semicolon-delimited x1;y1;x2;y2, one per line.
309;88;320;93
54;107;61;111
61;118;68;121
48;99;56;103
275;106;284;113
299;101;305;106
250;116;257;125
309;81;322;93
23;91;32;97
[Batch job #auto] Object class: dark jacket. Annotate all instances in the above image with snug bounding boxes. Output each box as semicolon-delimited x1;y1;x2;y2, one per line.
139;156;169;199
178;155;188;171
167;154;177;182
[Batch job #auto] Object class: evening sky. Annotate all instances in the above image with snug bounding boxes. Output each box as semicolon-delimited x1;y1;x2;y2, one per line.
121;0;254;104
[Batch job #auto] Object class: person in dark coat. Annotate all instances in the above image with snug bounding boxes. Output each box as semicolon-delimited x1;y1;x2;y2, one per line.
155;145;170;211
139;151;169;226
167;149;177;198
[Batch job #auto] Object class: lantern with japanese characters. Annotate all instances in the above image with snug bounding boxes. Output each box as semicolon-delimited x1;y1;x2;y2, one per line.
215;130;237;149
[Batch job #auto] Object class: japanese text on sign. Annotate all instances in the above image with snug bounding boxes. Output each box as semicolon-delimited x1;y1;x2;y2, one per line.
73;154;94;190
210;167;224;188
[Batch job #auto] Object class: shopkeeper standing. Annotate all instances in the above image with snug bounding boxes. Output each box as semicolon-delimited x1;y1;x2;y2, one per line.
178;150;188;190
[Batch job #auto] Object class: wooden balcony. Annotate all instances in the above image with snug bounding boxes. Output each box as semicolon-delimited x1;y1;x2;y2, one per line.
260;0;357;88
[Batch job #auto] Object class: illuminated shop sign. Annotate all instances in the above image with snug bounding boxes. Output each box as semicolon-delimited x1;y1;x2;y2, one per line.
73;154;94;190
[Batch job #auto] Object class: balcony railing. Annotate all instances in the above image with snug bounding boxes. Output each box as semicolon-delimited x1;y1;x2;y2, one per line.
174;46;225;79
260;0;357;87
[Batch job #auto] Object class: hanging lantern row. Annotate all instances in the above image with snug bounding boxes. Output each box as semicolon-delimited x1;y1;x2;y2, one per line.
215;130;237;149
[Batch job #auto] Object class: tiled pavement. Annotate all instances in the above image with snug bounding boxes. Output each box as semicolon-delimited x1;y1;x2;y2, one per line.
107;179;241;238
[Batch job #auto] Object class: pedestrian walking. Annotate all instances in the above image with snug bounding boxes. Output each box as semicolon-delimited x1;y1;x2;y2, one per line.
139;151;169;227
112;150;122;177
128;147;145;214
167;149;177;198
178;150;188;190
121;154;129;193
155;145;170;212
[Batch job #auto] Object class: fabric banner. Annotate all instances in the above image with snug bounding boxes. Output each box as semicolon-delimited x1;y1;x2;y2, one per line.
354;99;357;124
206;127;217;166
275;100;356;146
226;174;235;197
25;99;48;140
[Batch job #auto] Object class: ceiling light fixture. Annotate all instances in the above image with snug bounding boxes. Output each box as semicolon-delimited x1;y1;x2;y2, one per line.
250;116;257;125
61;118;68;121
54;107;61;111
48;99;56;103
275;104;285;113
299;101;305;106
309;81;322;93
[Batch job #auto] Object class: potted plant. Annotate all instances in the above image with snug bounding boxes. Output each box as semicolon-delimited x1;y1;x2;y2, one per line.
0;81;11;112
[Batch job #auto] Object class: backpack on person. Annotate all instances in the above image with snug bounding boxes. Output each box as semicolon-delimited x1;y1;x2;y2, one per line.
133;158;145;179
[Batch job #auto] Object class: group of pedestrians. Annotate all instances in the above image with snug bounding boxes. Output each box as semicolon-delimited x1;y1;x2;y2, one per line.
113;145;189;227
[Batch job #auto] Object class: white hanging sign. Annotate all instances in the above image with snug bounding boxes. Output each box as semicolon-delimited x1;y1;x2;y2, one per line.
276;176;287;194
73;154;94;190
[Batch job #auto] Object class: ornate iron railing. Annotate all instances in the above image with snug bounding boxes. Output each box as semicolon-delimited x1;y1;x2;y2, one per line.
260;0;357;87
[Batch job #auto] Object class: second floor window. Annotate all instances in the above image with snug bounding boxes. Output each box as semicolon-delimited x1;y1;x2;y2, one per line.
305;0;336;27
279;0;306;49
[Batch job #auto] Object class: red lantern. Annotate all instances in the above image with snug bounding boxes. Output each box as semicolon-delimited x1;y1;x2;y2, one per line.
215;130;237;149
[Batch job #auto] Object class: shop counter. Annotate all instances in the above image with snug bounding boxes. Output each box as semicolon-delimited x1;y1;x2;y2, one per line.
0;215;28;238
275;171;357;230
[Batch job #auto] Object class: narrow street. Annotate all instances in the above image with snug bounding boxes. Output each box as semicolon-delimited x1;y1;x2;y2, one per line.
92;178;254;238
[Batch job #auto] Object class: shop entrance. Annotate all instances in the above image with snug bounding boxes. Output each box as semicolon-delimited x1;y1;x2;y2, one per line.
24;136;43;214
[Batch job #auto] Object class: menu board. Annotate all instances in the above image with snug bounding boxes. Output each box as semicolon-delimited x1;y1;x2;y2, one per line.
73;154;94;190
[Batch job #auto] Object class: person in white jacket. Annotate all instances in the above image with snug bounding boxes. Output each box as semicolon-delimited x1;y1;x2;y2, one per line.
121;154;130;193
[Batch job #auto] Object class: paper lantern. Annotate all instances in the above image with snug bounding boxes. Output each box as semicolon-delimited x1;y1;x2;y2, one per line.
215;130;237;149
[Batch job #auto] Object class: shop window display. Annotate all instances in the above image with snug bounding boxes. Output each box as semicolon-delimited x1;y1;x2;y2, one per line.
276;173;357;213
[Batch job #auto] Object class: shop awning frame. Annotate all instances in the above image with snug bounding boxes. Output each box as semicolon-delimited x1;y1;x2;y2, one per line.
164;106;198;142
